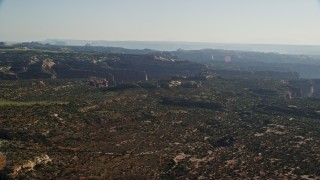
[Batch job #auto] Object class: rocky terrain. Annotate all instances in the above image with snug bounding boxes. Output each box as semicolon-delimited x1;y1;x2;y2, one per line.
0;77;319;179
0;44;320;179
0;47;206;83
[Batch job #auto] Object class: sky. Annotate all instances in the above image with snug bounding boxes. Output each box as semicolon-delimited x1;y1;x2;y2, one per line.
0;0;320;45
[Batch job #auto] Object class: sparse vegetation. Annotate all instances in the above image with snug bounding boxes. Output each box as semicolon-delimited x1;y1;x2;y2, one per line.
0;45;320;179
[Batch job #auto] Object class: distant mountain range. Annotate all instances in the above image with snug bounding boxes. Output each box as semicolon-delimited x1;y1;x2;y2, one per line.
43;39;320;55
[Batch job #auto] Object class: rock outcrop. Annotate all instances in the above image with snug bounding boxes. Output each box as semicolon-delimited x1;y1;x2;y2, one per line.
11;154;52;178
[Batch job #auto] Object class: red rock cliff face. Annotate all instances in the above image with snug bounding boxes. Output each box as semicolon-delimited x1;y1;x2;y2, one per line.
312;79;320;97
286;80;318;98
105;69;148;85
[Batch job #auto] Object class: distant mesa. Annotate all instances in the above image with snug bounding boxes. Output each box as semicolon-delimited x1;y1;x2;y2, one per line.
43;39;320;55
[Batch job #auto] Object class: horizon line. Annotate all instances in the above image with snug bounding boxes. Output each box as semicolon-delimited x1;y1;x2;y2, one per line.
4;39;320;47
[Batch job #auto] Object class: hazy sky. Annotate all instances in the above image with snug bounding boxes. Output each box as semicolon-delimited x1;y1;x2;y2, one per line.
0;0;320;44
